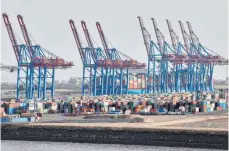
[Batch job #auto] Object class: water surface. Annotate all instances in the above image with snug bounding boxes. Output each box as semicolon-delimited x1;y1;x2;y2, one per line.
1;140;223;151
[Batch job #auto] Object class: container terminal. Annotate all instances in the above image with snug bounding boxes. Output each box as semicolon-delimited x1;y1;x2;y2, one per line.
1;13;228;149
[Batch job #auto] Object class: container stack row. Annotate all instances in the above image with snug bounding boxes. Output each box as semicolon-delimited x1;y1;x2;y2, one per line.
1;91;228;118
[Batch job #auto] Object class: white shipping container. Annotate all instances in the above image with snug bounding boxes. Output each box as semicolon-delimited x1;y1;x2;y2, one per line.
211;104;215;108
146;105;152;110
29;103;34;107
36;102;43;109
206;94;211;100
75;103;78;108
102;102;109;106
109;107;115;112
51;106;57;110
210;107;214;112
28;107;34;111
220;99;226;103
142;108;149;113
104;107;108;113
36;108;43;113
125;110;131;115
185;108;189;112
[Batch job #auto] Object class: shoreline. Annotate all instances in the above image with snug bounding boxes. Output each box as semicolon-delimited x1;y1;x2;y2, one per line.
1;123;228;150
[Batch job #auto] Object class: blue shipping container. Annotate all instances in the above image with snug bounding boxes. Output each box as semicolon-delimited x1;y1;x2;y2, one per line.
222;104;227;110
8;108;15;114
11;117;28;123
21;106;27;110
201;101;207;105
127;89;144;94
22;103;27;107
217;103;221;107
1;117;9;123
28;117;35;122
158;108;165;113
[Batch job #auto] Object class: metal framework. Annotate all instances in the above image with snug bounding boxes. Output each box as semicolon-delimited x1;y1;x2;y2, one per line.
70;19;146;96
2;13;73;100
138;17;228;94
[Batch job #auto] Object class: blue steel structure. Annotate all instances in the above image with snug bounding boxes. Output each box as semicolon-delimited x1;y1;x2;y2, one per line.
69;19;146;96
166;19;188;92
95;22;146;95
2;13;73;100
138;17;227;94
81;20;111;96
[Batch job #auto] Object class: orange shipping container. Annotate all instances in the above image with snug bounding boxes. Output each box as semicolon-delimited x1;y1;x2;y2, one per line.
135;108;140;113
129;79;134;89
137;105;144;109
51;102;57;106
216;107;223;111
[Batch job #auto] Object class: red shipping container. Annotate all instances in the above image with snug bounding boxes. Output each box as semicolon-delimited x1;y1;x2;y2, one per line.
216;107;223;111
134;82;138;89
122;79;126;85
151;108;157;113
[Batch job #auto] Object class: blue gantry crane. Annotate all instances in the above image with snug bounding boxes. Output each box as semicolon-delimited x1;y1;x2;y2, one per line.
70;19;146;96
96;22;146;95
138;16;227;94
3;13;73;100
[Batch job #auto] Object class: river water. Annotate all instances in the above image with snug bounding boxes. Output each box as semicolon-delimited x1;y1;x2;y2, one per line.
1;140;224;151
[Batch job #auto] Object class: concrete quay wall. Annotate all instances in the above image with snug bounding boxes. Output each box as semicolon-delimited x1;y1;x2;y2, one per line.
1;124;228;150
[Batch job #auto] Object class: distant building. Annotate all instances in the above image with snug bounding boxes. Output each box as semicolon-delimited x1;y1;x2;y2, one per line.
69;77;78;85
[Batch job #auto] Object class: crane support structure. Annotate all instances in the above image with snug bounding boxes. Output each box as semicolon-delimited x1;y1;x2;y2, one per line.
138;17;228;94
70;19;146;96
3;13;73;100
3;13;227;98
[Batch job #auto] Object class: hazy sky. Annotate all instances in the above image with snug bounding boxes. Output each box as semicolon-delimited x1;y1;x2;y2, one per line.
1;0;228;82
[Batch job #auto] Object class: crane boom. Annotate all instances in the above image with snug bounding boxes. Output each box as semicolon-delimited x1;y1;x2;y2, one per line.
69;19;84;63
2;13;19;61
137;16;151;55
186;21;199;48
81;21;94;48
96;22;110;58
166;19;179;54
151;18;164;54
17;14;34;58
179;21;191;54
81;21;96;60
